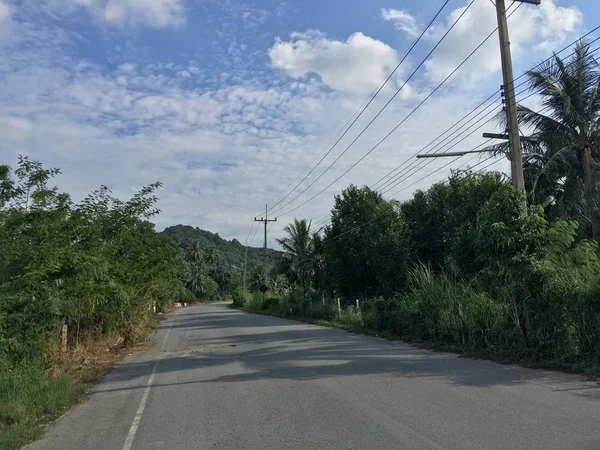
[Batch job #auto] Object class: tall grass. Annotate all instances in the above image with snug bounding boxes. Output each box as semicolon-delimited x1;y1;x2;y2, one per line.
395;267;508;353
0;362;86;450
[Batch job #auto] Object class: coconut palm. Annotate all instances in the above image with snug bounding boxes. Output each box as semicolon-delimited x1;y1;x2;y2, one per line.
270;274;290;297
486;41;600;250
248;269;267;292
203;247;219;267
277;219;314;288
188;240;204;264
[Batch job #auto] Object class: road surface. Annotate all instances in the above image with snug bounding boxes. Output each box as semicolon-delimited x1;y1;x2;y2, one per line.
31;303;600;450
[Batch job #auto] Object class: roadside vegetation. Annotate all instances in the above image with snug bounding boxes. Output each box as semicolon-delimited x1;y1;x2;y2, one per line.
0;155;278;449
236;43;600;376
0;158;194;450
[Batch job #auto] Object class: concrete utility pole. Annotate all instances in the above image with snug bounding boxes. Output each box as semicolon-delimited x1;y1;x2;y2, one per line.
254;205;277;296
493;0;539;191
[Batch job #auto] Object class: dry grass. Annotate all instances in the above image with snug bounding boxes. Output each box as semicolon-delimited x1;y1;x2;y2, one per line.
49;332;151;384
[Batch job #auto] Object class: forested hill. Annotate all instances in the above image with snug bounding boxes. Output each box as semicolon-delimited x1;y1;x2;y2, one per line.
162;224;281;272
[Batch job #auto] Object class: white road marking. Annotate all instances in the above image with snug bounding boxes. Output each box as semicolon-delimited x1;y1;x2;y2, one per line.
121;310;179;450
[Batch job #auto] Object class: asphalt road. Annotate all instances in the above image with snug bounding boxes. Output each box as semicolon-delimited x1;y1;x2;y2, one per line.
31;303;600;450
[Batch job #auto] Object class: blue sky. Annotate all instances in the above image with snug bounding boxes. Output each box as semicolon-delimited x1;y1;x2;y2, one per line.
0;0;595;245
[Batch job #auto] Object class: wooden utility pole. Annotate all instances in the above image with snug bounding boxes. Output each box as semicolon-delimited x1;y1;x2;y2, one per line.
254;205;277;296
243;247;248;291
493;0;539;191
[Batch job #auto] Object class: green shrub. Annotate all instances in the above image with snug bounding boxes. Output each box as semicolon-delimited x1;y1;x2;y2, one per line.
245;291;265;310
232;285;252;307
361;297;404;335
262;297;280;311
199;277;220;302
0;158;188;364
340;306;363;329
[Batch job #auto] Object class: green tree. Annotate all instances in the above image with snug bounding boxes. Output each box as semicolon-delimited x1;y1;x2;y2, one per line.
203;247;219;267
324;185;409;299
0;156;188;360
400;171;508;275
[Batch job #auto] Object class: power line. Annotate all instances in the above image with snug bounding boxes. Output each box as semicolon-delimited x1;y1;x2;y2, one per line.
389;151;490;198
275;0;503;218
269;0;477;217
289;25;600;236
243;221;256;245
312;30;600;236
376;105;501;195
313;41;600;231
370;92;501;191
248;221;261;247
343;26;600;197
272;19;600;234
263;0;451;215
372;41;600;200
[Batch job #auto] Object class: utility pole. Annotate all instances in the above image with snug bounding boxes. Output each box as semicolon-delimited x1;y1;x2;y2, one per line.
243;247;248;291
493;0;539;192
254;204;277;297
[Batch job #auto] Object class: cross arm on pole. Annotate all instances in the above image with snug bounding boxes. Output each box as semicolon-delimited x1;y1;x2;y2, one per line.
482;133;538;142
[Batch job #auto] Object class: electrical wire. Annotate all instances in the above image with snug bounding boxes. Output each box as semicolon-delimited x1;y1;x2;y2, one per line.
268;22;600;239
275;0;508;218
248;221;261;247
312;41;600;231
374;41;600;199
243;221;256;246
323;28;600;208
262;0;451;215
269;0;478;217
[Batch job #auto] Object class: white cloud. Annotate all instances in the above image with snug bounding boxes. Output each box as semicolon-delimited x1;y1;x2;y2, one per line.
118;63;136;73
0;0;10;21
0;0;13;40
0;2;545;243
381;8;421;37
54;0;185;29
268;31;402;97
423;0;583;84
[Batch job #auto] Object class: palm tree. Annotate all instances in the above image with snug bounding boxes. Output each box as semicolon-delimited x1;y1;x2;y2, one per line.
277;219;314;288
249;270;267;292
187;262;203;297
486;41;600;252
270;274;290;297
188;241;204;264
203;247;219;267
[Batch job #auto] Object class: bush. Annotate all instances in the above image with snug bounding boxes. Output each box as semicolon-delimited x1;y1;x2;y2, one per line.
262;297;280;311
232;285;252;307
245;291;265;310
199;277;220;302
0;157;188;364
340;306;363;329
361;297;403;335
